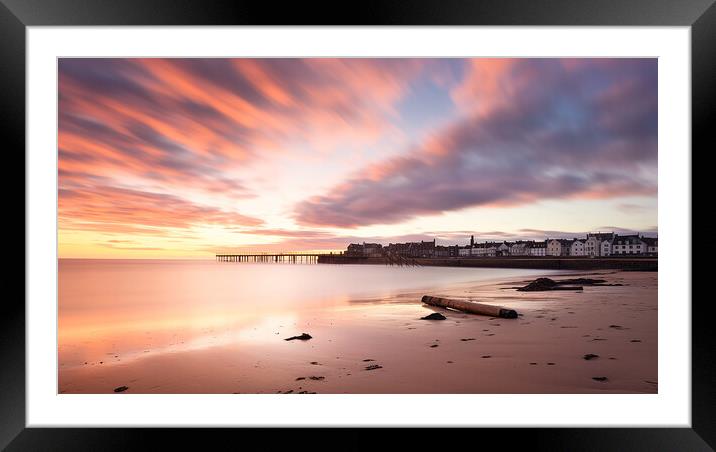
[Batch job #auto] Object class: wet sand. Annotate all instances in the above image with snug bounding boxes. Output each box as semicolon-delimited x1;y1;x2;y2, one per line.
59;270;657;394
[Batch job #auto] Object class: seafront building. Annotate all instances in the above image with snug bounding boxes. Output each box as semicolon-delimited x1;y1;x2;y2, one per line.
584;232;616;257
611;234;656;255
345;232;657;259
570;239;586;256
529;241;547;256
385;240;436;258
547;239;572;256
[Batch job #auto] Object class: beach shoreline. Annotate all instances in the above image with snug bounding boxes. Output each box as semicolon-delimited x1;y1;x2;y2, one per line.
59;269;657;394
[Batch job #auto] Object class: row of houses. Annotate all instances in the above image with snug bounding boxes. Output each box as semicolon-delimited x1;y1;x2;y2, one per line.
544;233;657;257
344;232;657;258
460;239;547;257
459;233;657;257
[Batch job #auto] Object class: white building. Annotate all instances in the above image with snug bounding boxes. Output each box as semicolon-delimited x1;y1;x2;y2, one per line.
509;242;529;256
611;235;647;255
481;243;498;257
642;237;658;255
584;232;615;257
529;241;547;256
570;239;586;256
601;238;614;256
497;242;511;256
459;242;500;257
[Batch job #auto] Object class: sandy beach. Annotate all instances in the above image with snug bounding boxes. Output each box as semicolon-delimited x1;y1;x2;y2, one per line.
59;269;656;394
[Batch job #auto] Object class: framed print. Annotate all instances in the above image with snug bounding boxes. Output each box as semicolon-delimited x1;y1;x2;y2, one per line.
5;0;713;449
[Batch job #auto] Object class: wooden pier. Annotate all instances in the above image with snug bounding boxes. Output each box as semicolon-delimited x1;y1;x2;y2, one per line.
216;253;333;264
216;252;422;266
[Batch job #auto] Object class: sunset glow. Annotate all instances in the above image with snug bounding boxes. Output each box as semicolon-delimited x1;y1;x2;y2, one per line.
58;58;657;258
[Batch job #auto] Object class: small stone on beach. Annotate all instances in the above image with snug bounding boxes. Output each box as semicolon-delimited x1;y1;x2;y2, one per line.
285;333;312;341
583;354;599;360
592;376;608;382
365;364;383;371
420;313;447;321
113;386;129;393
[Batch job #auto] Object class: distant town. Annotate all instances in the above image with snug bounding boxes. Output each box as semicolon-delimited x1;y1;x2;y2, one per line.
345;232;658;258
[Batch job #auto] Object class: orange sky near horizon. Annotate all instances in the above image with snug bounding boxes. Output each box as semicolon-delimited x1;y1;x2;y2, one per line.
58;58;658;259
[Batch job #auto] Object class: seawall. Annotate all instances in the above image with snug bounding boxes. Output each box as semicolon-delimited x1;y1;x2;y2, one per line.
317;255;657;271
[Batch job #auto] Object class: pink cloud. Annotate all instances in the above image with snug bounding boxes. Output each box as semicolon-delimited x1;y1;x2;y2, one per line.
295;59;657;228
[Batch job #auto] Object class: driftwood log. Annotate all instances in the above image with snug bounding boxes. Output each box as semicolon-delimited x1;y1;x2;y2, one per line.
421;295;518;319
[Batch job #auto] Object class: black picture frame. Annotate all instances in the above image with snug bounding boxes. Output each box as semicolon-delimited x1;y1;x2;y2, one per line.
3;0;711;449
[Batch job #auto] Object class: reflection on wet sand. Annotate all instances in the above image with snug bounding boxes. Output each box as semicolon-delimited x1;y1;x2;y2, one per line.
59;260;656;394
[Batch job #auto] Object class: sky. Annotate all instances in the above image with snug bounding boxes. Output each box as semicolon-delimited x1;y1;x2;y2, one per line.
58;58;658;258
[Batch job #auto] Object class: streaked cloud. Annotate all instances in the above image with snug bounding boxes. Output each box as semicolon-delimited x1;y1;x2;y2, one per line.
295;59;657;228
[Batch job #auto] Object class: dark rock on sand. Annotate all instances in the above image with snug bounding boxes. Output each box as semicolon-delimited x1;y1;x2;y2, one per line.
309;376;325;381
583;354;599;360
592;377;608;382
113;386;129;393
460;338;476;341
517;278;583;292
363;359;375;362
285;333;312;341
365;364;383;370
430;344;439;348
420;313;447;320
296;377;306;381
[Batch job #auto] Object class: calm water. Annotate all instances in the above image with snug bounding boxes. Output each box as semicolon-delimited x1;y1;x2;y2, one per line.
58;259;551;368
